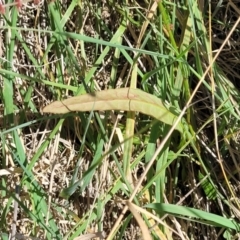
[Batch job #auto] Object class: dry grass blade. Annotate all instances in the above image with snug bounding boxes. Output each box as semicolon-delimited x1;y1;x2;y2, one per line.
0;167;23;176
127;201;182;240
73;232;105;240
126;201;152;240
136;0;159;48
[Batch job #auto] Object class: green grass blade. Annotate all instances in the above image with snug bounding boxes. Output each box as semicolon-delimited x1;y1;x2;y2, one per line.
146;203;240;231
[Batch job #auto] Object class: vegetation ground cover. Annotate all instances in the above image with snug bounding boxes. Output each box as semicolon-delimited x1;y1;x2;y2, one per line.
1;0;240;239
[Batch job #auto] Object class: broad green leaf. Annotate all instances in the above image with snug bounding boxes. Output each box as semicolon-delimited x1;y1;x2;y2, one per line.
43;88;183;133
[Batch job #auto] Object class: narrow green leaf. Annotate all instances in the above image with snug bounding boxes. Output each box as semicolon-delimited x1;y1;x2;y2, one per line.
146;203;240;231
198;171;217;200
